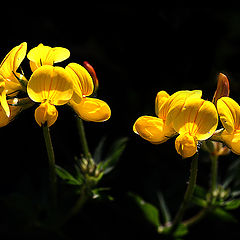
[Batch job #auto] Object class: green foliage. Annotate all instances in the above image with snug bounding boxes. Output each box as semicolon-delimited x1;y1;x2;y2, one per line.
55;165;83;186
128;192;161;229
96;137;128;174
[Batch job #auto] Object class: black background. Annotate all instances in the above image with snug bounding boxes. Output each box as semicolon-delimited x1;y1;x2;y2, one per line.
1;6;240;239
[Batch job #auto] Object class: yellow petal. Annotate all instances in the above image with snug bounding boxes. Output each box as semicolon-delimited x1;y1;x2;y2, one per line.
165;90;202;126
155;91;170;117
175;133;197;158
221;129;240;155
0;78;10;117
156;90;202;123
173;99;218;140
133;116;176;144
0;90;10;117
27;65;73;105
66;63;94;97
0;42;27;75
27;43;70;71
0;104;21;127
217;97;240;133
0;42;27;92
71;97;111;122
34;102;58;127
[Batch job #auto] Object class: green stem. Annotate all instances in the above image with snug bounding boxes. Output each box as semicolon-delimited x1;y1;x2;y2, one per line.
170;153;198;234
209;154;218;204
42;124;57;207
182;154;219;228
76;117;92;161
63;185;90;225
183;208;208;227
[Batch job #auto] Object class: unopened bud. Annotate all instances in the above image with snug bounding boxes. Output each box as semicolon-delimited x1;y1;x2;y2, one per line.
83;61;99;94
212;73;230;105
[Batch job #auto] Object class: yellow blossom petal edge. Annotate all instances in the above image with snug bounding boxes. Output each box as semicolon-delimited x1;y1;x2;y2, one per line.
27;43;70;72
70;97;111;122
217;97;240;134
133;116;176;144
27;65;73;105
66;63;94;98
35;101;58;127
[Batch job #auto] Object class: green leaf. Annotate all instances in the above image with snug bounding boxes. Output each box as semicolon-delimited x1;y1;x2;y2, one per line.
224;199;240;210
93;136;107;164
212;207;238;223
160;224;188;238
173;224;188;238
194;185;207;199
55;165;82;186
129;192;161;228
97;137;128;174
191;196;208;208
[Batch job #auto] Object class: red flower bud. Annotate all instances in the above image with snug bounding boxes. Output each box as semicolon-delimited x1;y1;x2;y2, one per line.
212;73;230;105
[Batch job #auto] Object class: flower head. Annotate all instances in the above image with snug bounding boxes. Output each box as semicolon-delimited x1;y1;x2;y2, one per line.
27;65;73;127
66;62;111;122
27;43;70;72
173;98;218;158
217;97;240;154
133;90;202;144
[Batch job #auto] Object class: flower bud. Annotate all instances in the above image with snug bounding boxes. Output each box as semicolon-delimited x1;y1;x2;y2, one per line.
83;61;99;94
212;73;230;105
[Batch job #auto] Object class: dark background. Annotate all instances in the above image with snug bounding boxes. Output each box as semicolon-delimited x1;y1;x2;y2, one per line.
1;6;240;239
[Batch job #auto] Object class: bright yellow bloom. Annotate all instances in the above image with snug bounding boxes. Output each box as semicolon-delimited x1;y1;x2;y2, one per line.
133;90;202;144
0;42;27;117
27;43;70;72
217;97;240;154
27;65;73;127
65;62;111;122
173;98;218;158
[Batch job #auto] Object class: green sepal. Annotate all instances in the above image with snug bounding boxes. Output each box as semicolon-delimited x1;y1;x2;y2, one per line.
55;165;83;186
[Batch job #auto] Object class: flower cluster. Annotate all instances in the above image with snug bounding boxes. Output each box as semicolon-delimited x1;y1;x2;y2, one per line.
0;42;111;127
133;73;240;158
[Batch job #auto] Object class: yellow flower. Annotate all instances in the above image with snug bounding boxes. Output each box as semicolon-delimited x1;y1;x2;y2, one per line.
133;90;202;144
217;97;240;154
27;65;73;127
0;42;27;117
65;62;111;122
27;43;70;72
173;98;218;158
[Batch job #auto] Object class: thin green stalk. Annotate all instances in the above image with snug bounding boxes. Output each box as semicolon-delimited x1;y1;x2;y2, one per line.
42;123;57;207
76;117;92;161
209;154;218;204
183;208;208;227
182;154;219;227
169;153;198;234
